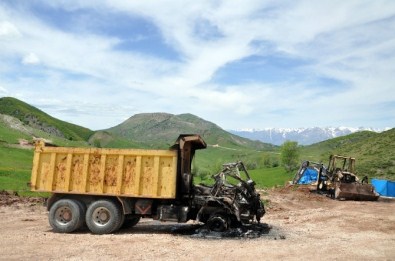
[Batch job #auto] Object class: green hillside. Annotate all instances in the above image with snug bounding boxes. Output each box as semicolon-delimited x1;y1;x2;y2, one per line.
0;99;281;194
0;114;31;144
0;97;393;195
301;129;395;179
106;112;275;151
88;130;144;148
105;112;279;176
0;97;94;141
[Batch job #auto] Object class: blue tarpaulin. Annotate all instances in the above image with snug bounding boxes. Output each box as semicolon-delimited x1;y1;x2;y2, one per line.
371;179;395;197
298;168;318;184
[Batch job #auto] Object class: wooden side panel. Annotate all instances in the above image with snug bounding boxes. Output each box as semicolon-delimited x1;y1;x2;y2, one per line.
140;156;155;196
157;156;177;197
31;145;178;199
35;153;51;191
114;155;124;195
53;154;68;191
103;155;120;194
30;148;41;190
87;154;103;193
122;156;137;195
134;156;142;195
69;154;84;192
63;154;73;191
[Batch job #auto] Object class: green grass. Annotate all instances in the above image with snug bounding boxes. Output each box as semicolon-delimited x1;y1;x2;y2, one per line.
0;145;36;196
249;167;292;188
193;146;285;188
0;123;31;144
0;146;33;169
195;146;279;172
193;166;291;189
0;169;41;196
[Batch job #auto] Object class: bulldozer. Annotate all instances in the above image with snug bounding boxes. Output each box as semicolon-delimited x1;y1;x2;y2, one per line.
317;155;379;200
294;155;379;201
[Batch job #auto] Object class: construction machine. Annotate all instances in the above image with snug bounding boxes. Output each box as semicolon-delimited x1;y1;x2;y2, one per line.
294;155;379;201
318;155;379;200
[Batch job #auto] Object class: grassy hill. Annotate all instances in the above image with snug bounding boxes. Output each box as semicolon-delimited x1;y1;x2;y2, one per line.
301;129;395;179
106;112;275;151
88;130;144;148
105;112;279;175
0;97;393;195
0;111;91;195
0;97;94;141
0;99;281;194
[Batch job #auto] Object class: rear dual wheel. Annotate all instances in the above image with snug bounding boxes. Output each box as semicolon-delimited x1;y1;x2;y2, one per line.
49;199;86;233
85;200;123;234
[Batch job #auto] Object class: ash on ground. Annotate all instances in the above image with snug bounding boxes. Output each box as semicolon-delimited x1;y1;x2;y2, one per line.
172;223;284;239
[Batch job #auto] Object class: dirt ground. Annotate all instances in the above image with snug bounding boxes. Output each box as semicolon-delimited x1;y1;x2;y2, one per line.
1;187;394;261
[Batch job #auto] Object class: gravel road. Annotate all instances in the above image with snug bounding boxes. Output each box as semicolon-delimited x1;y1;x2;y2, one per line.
1;187;394;260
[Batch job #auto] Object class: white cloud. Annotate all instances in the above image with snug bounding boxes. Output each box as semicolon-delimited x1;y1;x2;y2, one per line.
0;1;394;129
0;21;21;39
0;86;8;95
22;52;40;65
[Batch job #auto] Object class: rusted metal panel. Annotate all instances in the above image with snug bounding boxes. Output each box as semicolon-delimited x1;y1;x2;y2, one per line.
31;141;178;199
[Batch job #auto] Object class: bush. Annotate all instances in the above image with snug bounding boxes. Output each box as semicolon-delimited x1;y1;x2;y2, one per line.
280;141;300;172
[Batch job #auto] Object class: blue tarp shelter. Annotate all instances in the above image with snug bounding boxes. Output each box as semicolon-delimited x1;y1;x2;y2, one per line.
298;168;318;184
371;179;395;197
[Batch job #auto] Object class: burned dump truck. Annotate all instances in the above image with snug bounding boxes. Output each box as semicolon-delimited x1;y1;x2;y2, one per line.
293;155;379;201
30;134;264;234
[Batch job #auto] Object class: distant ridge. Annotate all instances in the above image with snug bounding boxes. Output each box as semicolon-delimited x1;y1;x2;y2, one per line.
230;127;390;145
105;112;275;150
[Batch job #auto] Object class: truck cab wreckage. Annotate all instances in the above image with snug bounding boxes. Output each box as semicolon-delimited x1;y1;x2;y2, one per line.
194;161;265;231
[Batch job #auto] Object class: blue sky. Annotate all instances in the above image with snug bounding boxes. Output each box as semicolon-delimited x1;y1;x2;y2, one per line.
0;0;394;130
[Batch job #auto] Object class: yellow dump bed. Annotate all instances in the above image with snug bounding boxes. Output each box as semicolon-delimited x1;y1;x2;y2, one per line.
30;142;178;199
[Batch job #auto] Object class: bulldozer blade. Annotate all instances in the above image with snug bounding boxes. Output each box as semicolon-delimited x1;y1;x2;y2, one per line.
335;183;379;201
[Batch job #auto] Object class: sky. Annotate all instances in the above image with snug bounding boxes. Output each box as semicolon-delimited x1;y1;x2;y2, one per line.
0;0;394;131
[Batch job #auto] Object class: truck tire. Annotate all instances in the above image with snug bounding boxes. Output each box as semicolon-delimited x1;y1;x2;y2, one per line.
86;200;123;234
121;216;141;229
75;200;87;228
207;213;229;232
49;199;85;233
116;212;126;231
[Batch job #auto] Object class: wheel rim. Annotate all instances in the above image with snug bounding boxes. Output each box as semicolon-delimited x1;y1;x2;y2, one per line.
92;207;111;226
208;216;227;232
55;206;73;226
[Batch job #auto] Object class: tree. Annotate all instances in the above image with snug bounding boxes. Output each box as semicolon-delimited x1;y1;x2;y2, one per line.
280;141;299;172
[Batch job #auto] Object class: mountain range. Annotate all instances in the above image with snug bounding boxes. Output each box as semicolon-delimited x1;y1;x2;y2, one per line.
230;127;389;146
0;97;274;151
0;96;394;178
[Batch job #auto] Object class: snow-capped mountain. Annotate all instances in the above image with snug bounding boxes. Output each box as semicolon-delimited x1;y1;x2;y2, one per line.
229;127;388;146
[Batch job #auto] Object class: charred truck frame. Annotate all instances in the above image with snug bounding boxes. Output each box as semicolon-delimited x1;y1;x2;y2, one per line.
31;134;265;234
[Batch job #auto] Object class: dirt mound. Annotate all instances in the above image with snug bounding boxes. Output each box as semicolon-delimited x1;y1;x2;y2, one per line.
0;190;45;207
274;184;330;201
